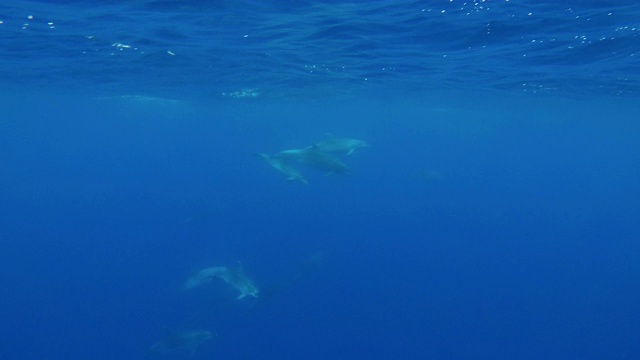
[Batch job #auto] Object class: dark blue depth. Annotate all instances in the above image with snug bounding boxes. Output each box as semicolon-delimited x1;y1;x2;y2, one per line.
1;1;639;359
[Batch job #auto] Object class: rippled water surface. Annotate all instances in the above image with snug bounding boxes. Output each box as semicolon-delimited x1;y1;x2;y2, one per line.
2;0;639;98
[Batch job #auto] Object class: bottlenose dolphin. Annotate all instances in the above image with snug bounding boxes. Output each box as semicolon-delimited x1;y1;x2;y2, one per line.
183;263;259;300
219;262;259;299
276;145;351;176
254;153;308;184
146;327;212;357
182;266;228;291
315;133;369;156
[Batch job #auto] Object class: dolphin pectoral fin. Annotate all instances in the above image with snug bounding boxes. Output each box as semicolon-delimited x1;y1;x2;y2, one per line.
237;293;246;300
347;149;355;155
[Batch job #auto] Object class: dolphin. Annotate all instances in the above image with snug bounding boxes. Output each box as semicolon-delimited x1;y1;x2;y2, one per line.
146;327;213;357
276;145;351;176
183;263;259;300
254;153;308;184
182;266;228;291
315;133;369;156
219;262;259;300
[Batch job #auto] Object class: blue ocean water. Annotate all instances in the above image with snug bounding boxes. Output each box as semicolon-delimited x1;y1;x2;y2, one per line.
1;1;639;359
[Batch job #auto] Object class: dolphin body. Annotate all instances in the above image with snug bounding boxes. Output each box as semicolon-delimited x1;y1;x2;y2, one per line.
219;262;259;299
146;327;212;357
276;145;351;176
254;153;308;184
315;134;369;156
183;263;259;300
182;266;228;290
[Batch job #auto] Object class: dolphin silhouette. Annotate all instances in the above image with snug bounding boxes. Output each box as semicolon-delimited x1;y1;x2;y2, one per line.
254;153;308;184
182;266;228;291
315;133;369;156
276;145;351;176
146;327;213;357
220;262;259;299
183;263;259;300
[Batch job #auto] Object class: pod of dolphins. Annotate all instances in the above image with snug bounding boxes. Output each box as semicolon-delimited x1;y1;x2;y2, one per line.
255;134;369;184
182;262;259;299
145;262;257;357
147;253;324;357
145;135;361;356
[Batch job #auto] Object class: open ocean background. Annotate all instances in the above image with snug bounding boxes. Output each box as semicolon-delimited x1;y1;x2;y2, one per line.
1;1;639;359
